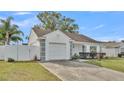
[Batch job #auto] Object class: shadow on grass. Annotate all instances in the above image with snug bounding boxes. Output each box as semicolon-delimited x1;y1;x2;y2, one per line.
7;61;39;63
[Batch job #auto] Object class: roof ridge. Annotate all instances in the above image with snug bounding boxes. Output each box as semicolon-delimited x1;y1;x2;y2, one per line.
32;28;98;43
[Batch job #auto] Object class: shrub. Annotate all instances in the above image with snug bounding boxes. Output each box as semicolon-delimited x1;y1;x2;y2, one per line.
34;55;38;61
7;58;15;62
71;53;80;60
118;54;122;58
104;56;109;59
90;52;96;59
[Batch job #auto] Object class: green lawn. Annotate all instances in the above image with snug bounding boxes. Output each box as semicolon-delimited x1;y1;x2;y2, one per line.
0;61;60;81
86;58;124;73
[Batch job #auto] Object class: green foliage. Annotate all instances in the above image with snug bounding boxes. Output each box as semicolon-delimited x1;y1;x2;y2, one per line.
7;58;15;62
0;16;24;45
36;11;79;33
71;53;80;60
118;54;122;58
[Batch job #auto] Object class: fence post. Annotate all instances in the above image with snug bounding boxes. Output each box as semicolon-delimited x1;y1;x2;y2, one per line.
17;42;19;61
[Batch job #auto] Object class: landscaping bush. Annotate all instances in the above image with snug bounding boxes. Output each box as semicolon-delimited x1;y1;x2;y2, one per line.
104;56;109;59
118;54;122;58
90;52;96;59
7;58;15;62
71;53;80;60
34;55;38;61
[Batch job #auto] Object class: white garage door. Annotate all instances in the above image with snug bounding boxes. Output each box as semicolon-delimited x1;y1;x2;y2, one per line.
49;43;66;60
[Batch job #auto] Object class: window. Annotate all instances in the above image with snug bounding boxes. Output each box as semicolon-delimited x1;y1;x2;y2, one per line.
82;45;86;52
90;46;97;53
73;44;75;48
40;39;45;60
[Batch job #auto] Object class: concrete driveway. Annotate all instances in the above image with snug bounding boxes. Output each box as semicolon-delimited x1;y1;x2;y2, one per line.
40;61;124;81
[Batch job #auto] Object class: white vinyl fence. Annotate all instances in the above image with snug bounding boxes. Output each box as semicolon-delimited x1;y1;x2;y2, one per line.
0;45;40;61
102;47;119;57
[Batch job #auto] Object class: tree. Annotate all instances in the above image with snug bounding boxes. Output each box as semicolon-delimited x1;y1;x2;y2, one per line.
37;11;79;33
0;16;24;45
121;40;124;43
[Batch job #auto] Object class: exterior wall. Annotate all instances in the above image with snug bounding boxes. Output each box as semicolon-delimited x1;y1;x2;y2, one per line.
43;31;71;61
102;47;119;57
101;43;124;57
0;45;40;61
119;44;124;53
28;30;40;46
72;42;100;56
72;44;82;55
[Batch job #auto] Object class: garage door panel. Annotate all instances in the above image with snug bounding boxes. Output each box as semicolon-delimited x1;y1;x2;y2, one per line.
49;43;66;60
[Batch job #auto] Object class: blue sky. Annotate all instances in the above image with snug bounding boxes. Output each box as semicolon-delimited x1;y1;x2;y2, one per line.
0;11;124;43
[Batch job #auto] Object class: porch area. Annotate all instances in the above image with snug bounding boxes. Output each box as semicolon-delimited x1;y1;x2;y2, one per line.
71;42;105;59
79;52;106;59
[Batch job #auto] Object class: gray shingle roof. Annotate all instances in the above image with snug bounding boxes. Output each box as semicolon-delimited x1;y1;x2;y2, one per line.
101;42;122;48
33;28;98;43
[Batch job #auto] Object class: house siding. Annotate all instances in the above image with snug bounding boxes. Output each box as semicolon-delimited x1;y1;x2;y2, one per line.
72;42;100;56
72;44;82;55
28;30;40;46
29;30;103;60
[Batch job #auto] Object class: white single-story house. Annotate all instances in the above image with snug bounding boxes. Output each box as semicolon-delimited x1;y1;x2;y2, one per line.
28;28;124;61
28;28;102;61
0;28;123;61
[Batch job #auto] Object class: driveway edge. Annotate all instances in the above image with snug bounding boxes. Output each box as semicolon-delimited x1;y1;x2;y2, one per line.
38;62;64;81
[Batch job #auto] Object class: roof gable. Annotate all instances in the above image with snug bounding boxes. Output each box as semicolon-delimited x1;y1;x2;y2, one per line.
32;28;51;37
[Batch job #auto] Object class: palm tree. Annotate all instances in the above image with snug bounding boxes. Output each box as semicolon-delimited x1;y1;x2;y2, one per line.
37;12;79;33
0;16;24;45
60;17;79;33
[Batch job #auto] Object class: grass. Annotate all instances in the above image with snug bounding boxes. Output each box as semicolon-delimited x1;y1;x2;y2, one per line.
86;58;124;73
0;61;60;81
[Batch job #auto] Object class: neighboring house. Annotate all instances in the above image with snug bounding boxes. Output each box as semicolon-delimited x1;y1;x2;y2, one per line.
101;42;124;57
29;28;101;61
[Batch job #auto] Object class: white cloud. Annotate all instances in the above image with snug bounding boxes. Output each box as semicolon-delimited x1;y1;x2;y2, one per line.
117;38;124;41
95;36;124;42
79;24;105;32
13;12;32;15
0;16;6;25
93;24;104;30
12;16;39;28
0;16;6;20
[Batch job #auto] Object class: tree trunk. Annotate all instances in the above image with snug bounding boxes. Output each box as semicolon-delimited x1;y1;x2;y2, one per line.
5;32;9;45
